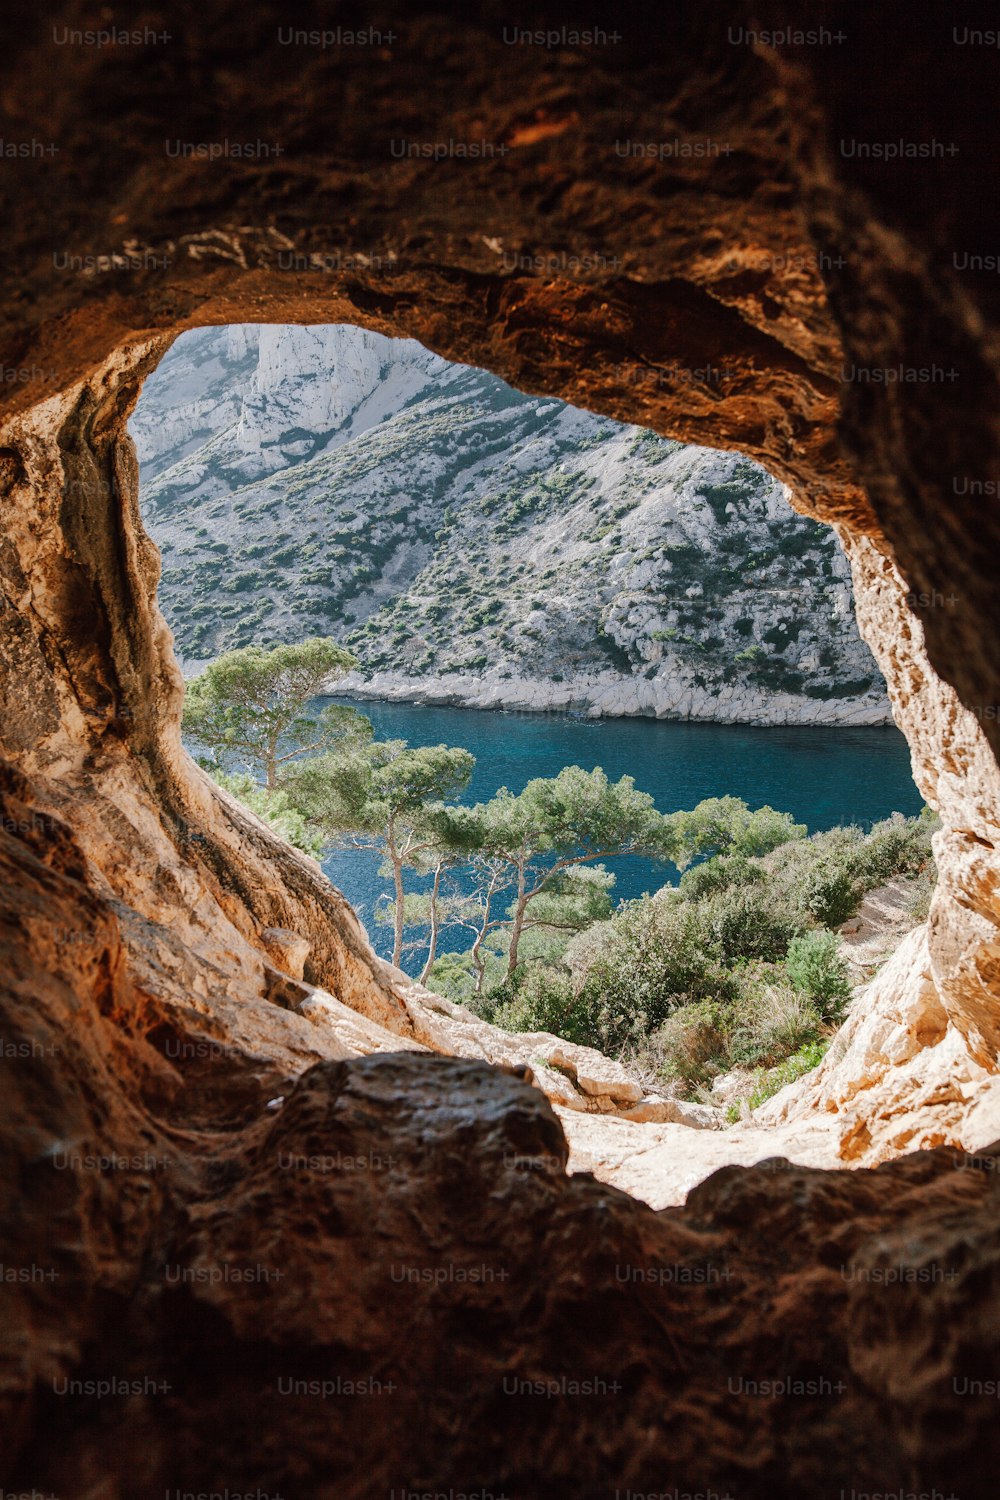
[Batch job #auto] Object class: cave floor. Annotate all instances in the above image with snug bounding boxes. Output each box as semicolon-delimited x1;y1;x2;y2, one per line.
558;1106;843;1209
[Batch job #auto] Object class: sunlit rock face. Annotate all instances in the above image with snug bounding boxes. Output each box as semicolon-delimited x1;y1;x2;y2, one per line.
1;0;1000;1490
131;323;441;482
133;322;890;725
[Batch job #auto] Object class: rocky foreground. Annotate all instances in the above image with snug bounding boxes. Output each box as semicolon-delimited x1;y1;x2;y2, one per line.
256;897;1000;1211
5;743;999;1495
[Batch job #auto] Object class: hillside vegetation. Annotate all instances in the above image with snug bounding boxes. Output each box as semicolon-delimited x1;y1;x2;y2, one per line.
133;324;890;725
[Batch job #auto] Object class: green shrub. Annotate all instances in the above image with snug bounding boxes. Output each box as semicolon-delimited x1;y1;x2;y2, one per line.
724;968;824;1069
700;884;806;965
678;853;765;902
725;1040;830;1121
785;930;851;1021
762;812;938;930
574;896;737;1052
629;961;827;1095
425;952;478;1002
502;895;741;1058
488;965;581;1040
209;771;326;858
451;807;937;1101
800;859;865;927
530;808;940;1072
852;810;937;886
649;1000;730;1091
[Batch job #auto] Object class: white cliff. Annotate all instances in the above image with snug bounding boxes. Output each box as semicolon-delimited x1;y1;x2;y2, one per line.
132;324;890;725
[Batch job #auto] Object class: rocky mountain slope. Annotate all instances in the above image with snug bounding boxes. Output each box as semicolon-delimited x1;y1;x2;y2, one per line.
132;324;890;725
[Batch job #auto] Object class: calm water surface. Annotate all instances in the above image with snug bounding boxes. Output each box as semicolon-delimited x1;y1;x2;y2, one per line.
317;699;922;964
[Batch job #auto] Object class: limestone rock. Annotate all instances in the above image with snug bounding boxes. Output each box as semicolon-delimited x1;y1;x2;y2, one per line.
622;1096;724;1128
298;985;428;1058
757;925;994;1163
132;322;890;725
710;1069;756;1105
557;1106;844;1210
544;1042;644;1104
259;925;311;980
395;974;648;1112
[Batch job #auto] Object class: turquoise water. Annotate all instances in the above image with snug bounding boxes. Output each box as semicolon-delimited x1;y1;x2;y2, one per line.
318;699;922;964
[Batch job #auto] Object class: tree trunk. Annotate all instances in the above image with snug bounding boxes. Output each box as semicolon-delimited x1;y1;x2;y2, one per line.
418;862;443;985
506;860;529;978
471;927;488;996
471;880;497;998
264;732;279;791
391;845;406;969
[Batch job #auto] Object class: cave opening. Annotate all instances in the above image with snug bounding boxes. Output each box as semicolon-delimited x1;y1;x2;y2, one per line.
120;316;938;1181
3;3;1000;1487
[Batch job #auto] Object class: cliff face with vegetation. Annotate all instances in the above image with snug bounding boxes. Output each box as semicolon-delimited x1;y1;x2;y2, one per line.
132;324;889;724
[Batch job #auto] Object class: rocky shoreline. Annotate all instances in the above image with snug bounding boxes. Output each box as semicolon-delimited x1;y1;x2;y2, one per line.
334;667;895;727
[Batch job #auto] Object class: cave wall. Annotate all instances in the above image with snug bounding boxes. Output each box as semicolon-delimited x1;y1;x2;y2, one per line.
2;1;1000;1491
2;0;998;1054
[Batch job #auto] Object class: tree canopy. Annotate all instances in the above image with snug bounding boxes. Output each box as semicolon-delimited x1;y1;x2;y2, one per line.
182;637;366;788
450;767;682;983
672;796;806;865
180;640;935;1115
285;739;476;966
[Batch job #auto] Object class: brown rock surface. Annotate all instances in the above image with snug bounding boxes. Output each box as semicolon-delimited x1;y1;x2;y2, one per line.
3;827;1000;1498
2;1;1000;1490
